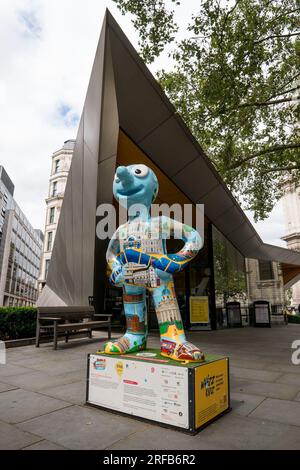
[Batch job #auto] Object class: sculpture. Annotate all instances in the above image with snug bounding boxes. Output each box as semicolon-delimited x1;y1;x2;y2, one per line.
103;164;205;362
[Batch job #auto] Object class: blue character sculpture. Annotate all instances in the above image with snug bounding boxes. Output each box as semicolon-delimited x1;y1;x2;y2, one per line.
103;164;205;362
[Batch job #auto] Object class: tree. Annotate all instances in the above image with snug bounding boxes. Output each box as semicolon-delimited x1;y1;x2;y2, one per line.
113;0;300;220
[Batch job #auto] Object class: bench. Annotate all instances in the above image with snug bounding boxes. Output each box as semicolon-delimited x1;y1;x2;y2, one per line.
36;306;112;350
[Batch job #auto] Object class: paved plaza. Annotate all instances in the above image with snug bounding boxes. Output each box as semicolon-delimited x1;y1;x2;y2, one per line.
0;325;300;450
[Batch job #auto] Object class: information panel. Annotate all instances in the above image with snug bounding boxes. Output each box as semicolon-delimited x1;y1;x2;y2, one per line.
88;354;189;429
190;296;209;324
194;358;229;428
255;305;269;324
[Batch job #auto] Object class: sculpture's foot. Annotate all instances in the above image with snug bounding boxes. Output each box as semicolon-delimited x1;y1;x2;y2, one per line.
161;340;205;362
101;332;147;355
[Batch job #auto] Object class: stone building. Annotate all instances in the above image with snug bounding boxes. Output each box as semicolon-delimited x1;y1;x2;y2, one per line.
281;180;300;309
246;258;285;313
38;140;75;292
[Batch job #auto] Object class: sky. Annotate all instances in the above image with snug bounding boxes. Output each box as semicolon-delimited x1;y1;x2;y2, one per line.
0;0;286;247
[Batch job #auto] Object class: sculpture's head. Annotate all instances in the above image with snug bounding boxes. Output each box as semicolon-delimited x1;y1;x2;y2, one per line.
113;164;159;210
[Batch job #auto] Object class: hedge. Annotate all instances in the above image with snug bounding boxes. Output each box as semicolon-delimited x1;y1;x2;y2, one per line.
0;307;37;341
287;314;300;324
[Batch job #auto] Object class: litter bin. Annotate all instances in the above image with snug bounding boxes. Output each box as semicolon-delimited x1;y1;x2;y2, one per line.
226;301;242;328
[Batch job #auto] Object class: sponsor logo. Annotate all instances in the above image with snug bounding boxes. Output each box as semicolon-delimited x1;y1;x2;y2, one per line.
115;360;124;377
93;358;106;370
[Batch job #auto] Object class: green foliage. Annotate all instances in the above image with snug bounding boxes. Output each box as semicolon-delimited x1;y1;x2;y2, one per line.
287;313;300;323
112;0;180;63
113;0;300;220
0;307;37;340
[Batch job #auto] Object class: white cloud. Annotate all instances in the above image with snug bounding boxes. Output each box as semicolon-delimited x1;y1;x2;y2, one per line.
0;0;287;250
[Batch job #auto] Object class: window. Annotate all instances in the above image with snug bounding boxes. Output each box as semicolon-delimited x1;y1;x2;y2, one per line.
47;232;53;252
54;159;60;173
258;260;274;281
45;259;50;279
49;207;55;224
52;181;57;197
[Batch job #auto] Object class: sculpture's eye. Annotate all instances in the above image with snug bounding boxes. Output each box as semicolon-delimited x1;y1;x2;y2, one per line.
114;174;120;183
131;165;149;178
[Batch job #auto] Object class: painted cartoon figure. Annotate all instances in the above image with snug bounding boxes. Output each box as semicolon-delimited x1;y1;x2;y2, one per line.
102;164;205;362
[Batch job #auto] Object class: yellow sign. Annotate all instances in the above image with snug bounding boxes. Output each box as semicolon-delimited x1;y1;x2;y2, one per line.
190;296;209;324
195;358;229;428
115;361;124;378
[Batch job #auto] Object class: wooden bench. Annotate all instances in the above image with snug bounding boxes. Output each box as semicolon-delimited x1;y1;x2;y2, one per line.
36;306;112;350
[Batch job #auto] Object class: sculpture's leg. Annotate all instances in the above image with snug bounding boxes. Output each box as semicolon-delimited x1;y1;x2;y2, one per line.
103;284;147;354
151;278;205;362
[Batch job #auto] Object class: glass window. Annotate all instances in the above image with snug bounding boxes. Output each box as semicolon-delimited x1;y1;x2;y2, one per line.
54;159;60;173
49;207;55;224
52;181;57;197
47;232;53;251
258;260;274;280
45;259;50;279
212;226;247;327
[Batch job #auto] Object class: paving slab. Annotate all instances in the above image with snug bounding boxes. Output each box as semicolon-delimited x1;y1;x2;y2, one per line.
22;440;67;450
40;381;86;405
198;413;300;450
8;357;87;377
249;398;300;427
266;363;300;374
230;392;266;416
275;373;300;387
230;366;282;382
0;364;33;378
109;414;300;450
109;426;220;450
3;369;84;392
0;382;18;393
0;420;41;450
17;405;148;450
230;378;299;400
0;389;71;424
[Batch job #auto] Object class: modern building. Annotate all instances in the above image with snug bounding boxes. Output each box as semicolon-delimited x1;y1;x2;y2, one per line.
0;166;43;306
281;180;300;308
38;140;75;292
37;11;300;329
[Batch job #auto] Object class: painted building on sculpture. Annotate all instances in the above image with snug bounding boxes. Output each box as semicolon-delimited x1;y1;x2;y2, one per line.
0;166;43;306
38;140;75;292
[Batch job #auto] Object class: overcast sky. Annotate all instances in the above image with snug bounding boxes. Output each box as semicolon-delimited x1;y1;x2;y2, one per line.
0;0;286;247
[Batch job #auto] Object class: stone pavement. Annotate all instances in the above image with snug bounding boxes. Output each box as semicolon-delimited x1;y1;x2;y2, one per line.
0;325;300;450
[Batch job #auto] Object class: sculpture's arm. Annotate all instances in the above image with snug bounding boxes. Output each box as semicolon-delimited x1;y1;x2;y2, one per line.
119;216;203;274
106;231;124;285
153;216;203;273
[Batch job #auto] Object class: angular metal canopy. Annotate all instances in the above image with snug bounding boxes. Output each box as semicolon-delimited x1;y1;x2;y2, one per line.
38;10;300;307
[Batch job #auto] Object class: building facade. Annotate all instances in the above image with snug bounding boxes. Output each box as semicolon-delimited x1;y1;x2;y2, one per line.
246;258;285;312
0;166;43;306
38;140;75;292
281;180;300;308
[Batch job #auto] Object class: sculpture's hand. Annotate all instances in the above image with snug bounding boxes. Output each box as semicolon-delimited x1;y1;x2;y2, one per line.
109;264;125;286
